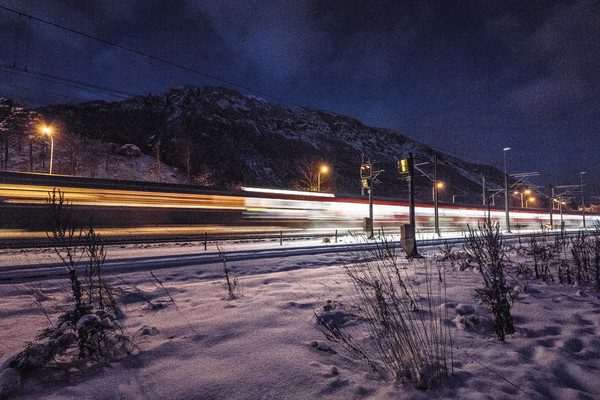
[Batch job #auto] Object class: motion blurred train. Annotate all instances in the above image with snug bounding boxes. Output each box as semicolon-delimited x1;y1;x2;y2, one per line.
0;171;596;237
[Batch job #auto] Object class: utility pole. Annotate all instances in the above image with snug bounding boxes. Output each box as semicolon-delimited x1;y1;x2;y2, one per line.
549;184;554;229
580;172;586;229
503;147;511;233
408;153;416;229
434;155;440;237
560;195;564;228
482;177;486;206
361;154;381;239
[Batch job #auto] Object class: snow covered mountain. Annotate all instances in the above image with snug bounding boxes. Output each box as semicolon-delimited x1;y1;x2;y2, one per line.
20;86;505;202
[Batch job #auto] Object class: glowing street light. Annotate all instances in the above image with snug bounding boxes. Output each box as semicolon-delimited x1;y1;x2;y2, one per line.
40;125;54;174
514;189;531;208
317;165;329;192
525;196;535;208
432;181;444;201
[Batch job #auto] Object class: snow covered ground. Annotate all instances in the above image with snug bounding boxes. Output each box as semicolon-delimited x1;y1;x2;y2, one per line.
1;234;600;399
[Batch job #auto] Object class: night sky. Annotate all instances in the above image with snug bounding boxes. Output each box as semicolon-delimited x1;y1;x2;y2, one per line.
0;1;599;193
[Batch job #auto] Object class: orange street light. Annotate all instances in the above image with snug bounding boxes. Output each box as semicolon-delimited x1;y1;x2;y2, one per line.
526;196;535;208
432;181;444;201
514;189;532;208
40;125;54;174
317;165;329;192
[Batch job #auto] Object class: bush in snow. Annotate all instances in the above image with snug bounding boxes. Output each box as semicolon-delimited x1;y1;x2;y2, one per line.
316;235;451;390
436;240;469;270
464;221;515;341
8;308;130;374
528;233;554;282
45;188;118;313
591;224;600;290
2;189;133;385
570;230;591;284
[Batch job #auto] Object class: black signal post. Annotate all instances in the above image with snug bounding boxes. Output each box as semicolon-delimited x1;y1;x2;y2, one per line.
361;157;374;239
398;152;418;258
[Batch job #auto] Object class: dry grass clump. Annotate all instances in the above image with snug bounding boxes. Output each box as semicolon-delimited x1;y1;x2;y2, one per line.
3;189;132;385
464;221;515;341
316;236;451;390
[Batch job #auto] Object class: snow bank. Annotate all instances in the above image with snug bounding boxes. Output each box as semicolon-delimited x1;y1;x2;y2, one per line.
1;239;599;399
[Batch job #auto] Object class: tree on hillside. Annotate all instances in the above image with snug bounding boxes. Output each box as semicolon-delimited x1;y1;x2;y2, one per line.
174;135;196;183
293;159;332;192
0;99;37;169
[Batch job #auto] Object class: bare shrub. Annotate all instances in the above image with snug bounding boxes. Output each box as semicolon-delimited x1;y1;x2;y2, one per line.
6;189;132;379
316;236;451;389
590;223;600;290
464;221;515;341
217;244;239;299
528;233;554;282
570;231;591;283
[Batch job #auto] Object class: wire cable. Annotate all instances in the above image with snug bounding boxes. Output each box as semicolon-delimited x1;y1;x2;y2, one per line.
0;4;303;108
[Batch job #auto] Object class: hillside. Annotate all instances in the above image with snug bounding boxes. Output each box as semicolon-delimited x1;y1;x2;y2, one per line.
2;87;505;203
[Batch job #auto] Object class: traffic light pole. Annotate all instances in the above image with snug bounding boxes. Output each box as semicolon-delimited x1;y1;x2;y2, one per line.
397;153;418;258
360;155;374;239
408;153;416;229
368;182;373;235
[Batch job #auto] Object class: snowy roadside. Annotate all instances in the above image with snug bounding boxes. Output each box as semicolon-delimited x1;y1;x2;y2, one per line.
1;233;600;399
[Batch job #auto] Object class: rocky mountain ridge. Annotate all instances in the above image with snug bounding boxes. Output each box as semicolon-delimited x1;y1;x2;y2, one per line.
3;86;506;204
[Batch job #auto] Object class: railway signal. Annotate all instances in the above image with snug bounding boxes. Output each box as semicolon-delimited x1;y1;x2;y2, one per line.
360;163;372;179
360;155;383;239
360;159;374;238
398;158;409;174
398;153;418;258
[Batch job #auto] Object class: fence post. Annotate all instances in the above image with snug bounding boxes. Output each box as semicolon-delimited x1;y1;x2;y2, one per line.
204;232;207;250
280;230;283;245
335;229;338;243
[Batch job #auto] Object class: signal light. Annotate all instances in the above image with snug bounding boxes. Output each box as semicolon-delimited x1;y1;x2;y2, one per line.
398;158;409;174
360;164;372;179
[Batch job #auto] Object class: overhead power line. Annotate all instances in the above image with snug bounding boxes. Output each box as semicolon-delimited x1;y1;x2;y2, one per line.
0;4;303;108
0;64;134;102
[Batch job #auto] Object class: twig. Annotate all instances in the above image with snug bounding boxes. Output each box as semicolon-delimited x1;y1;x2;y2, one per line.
463;350;531;396
148;269;197;334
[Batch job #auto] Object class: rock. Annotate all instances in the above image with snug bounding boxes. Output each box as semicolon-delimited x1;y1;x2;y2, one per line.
309;340;337;353
140;326;159;336
456;303;476;315
118;144;141;157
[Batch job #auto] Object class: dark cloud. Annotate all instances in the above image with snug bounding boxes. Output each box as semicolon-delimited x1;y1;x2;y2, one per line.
0;0;598;189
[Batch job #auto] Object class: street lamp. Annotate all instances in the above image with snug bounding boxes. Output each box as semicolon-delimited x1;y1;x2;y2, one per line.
514;189;531;208
432;182;444;201
503;147;511;232
40;125;54;174
317;165;328;192
433;181;443;237
580;171;586;229
525;196;535;208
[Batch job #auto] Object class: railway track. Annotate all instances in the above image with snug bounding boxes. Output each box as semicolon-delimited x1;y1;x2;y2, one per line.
0;230;584;283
